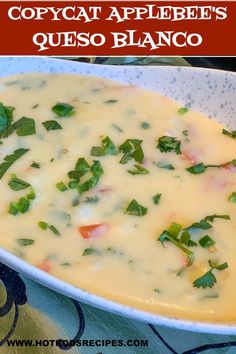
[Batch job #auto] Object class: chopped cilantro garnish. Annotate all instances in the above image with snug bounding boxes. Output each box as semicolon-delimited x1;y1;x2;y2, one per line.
124;199;147;216
185;214;230;231
182;130;189;136
0;102;15;138
199;235;215;248
185;219;212;231
204;214;230;222
111;124;123;133
156;136;181;155
222;128;236;139
38;221;48;230
9;197;30;215
153;288;161;294
26;188;36;201
152;193;162;205
127;164;149;175
38;221;60;235
186;163;206;174
8;203;19;216
228;192;236;203
91;136;118;156
13;117;36;136
104;99;118;104
82;248;102;256
16;238;35;247
8;174;30;191
52;103;74;117
56;181;68;192
0;148;29;180
49;225;60;236
180;230;197;247
193;260;228;289
119;139;144;164
158;224;194;266
68;181;79;189
67;158;103;195
84;196;100;203
140;122;150;129
42;120;62;131
75;158;90;176
8;174;35;213
178;107;188;115
31;162;40;169
155;160;175;170
186;160;236;174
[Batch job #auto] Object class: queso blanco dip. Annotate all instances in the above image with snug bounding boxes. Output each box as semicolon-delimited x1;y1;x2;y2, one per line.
0;73;236;323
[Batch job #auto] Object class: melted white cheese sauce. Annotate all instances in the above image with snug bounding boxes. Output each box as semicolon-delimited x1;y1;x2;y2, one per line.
1;73;236;322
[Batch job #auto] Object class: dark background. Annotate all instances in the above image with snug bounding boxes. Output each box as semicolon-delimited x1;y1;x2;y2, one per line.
185;57;236;71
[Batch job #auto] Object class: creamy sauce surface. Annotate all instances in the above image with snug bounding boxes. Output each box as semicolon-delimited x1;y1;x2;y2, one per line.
1;73;236;323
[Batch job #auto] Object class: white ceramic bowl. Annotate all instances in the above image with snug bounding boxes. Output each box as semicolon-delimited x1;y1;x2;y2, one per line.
0;57;236;334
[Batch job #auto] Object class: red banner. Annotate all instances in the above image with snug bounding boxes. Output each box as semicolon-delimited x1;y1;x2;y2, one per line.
0;1;234;55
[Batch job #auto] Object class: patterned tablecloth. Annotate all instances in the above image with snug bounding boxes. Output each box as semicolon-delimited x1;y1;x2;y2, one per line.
1;57;236;354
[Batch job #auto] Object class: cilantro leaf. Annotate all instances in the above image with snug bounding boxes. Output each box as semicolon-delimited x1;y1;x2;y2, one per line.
178;107;188;115
75;158;90;175
84;196;100;203
152;193;162;205
156;136;181;155
140;122;150;129
52;103;74;117
119;139;144;164
0;103;15;138
158;229;194;266
38;221;48;230
204;214;230;222
193;270;217;289
56;181;68;192
8;174;30;191
9;197;30;215
17;238;35;247
167;222;182;238
42;120;62;131
91;136;118;156
186;160;236;174
31;162;40;169
228;192;236;203
78;160;103;194
67;158;103;194
199;235;215;248
185;219;212;230
104;99;118;104
0;148;29;180
111;124;123;133
38;221;60;235
193;260;228;289
180;230;197;247
128;164;149;175
82;248;102;256
124;199;147;216
49;224;60;236
155;160;175;170
186;163;206;174
13;117;36;136
222;128;236;139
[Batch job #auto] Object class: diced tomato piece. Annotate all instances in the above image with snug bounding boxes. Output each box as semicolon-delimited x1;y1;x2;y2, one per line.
99;187;113;193
222;163;236;173
181;150;198;164
78;223;109;239
37;259;51;273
